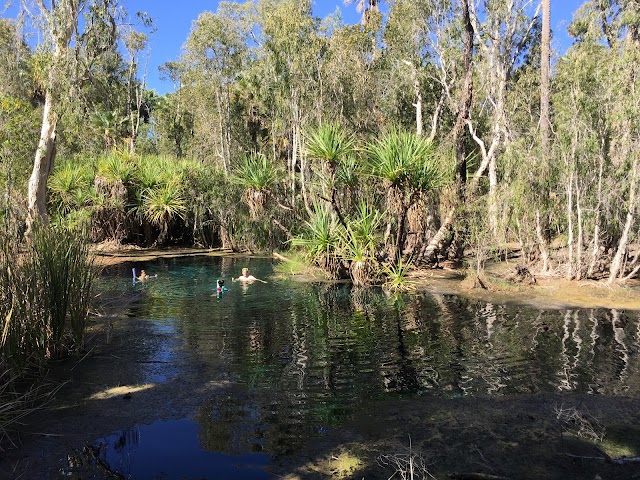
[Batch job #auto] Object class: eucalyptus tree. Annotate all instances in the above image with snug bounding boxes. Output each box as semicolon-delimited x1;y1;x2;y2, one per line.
345;0;382;25
417;0;475;264
320;21;384;133
182;1;253;170
534;0;551;272
0;19;39;208
21;0;133;233
383;0;445;139
253;0;323;202
540;0;551;156
553;0;640;282
123;21;152;154
0;19;32;100
156;62;193;158
466;0;541;235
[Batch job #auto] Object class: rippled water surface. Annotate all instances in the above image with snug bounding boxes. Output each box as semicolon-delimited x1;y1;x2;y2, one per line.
94;256;640;478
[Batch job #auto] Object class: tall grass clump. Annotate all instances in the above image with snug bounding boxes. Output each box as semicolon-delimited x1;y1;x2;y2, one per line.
0;225;96;375
0;223;96;445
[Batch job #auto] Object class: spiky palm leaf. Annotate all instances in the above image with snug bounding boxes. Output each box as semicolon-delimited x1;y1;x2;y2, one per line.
48;163;94;215
291;203;346;278
305;123;355;168
382;257;415;292
142;183;187;226
97;153;135;183
232;152;278;191
232;153;278;219
136;155;184;190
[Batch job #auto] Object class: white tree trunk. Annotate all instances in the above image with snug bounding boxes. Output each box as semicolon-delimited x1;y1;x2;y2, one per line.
566;171;574;280
587;151;605;277
609;157;638;283
575;179;584;280
413;72;423;136
26;91;57;232
535;209;550;272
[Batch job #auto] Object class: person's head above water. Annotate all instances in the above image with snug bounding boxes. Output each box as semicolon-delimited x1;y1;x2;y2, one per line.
242;267;249;275
217;279;225;287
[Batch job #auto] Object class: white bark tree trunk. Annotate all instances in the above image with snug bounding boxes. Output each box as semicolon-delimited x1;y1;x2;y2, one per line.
609;156;638;283
566;171;574;280
26;91;58;232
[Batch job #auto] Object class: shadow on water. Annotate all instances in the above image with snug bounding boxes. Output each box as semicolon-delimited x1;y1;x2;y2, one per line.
65;257;640;478
86;419;269;480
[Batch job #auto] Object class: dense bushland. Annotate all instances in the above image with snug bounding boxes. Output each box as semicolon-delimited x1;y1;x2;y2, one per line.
0;0;638;285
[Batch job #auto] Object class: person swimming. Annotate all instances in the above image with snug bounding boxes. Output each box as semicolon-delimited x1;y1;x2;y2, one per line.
216;279;229;292
232;267;267;284
138;269;149;281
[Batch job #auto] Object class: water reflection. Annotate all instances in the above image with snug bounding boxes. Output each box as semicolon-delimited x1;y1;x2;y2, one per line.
97;257;640;462
92;419;270;479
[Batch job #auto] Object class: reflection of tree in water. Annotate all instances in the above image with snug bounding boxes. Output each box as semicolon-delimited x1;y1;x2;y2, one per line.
196;396;266;454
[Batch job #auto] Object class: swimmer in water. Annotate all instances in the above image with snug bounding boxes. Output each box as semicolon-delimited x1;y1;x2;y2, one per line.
138;269;149;281
232;267;267;284
216;279;229;292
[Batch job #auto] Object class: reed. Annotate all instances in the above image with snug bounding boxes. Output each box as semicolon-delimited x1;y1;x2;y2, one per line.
0;223;96;446
0;224;96;376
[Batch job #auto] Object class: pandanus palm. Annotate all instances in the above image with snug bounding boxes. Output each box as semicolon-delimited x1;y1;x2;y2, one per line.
232;152;278;220
304;123;355;229
365;130;441;261
142;182;187;246
339;201;383;286
291;202;346;279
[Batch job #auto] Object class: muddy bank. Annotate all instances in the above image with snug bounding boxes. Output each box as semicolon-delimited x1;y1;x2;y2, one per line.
274;394;640;480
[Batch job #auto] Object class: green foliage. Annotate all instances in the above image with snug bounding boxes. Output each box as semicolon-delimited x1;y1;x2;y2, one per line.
291;202;342;261
0;96;40;197
0;225;96;375
381;257;415;293
232;152;278;190
48;161;95;215
97;152;135;183
365;129;437;189
142;182;187;226
136;155;183;190
339;201;383;262
305;123;355;169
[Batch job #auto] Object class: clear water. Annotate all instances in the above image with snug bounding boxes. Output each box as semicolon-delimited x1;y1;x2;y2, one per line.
93;256;640;478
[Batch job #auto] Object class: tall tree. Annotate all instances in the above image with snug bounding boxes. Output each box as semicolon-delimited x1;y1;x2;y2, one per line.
536;0;551;272
344;0;381;24
540;0;551;155
25;0;124;232
26;0;85;232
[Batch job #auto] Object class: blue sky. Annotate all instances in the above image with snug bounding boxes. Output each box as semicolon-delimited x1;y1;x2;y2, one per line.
123;0;585;94
2;1;585;94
